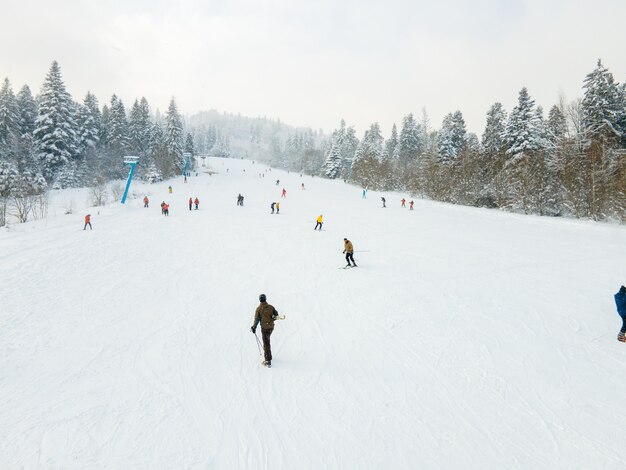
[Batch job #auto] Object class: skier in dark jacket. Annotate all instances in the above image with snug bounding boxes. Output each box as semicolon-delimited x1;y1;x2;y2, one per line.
251;294;279;367
615;285;626;342
271;202;276;214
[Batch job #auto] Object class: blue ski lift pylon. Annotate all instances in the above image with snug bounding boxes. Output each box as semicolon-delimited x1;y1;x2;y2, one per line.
182;152;191;176
121;156;140;204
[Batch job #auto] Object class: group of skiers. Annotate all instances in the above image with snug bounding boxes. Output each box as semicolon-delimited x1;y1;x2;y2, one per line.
381;197;413;210
270;202;280;214
188;197;200;210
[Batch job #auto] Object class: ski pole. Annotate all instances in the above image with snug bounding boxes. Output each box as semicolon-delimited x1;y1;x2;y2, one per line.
254;332;263;356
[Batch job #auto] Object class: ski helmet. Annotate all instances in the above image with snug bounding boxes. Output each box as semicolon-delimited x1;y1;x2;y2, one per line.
259;294;267;302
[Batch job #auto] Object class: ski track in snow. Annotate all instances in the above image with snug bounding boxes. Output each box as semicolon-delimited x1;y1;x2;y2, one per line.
1;157;626;469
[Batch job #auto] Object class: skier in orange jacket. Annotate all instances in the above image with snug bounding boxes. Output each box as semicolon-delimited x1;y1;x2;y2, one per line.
143;196;149;208
188;197;193;211
84;214;92;230
194;197;199;210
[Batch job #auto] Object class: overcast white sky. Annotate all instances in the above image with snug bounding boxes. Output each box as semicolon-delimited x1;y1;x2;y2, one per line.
1;0;624;137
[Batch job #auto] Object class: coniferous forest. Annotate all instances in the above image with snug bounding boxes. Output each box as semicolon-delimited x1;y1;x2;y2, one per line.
0;60;624;226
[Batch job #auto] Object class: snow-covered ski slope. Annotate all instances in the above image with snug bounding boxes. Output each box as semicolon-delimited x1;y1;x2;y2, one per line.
1;157;625;469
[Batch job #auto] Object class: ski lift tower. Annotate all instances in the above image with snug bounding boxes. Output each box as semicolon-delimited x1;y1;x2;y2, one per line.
121;156;140;204
182;152;191;176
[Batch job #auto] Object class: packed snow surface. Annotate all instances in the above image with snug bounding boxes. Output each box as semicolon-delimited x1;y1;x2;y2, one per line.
1;157;625;469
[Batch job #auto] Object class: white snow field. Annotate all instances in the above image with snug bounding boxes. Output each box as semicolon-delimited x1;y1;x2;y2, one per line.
1;157;625;469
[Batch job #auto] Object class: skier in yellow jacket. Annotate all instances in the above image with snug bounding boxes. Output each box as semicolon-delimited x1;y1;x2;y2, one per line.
314;214;323;230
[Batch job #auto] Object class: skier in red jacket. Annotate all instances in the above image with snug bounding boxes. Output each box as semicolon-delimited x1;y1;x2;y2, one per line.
84;214;92;230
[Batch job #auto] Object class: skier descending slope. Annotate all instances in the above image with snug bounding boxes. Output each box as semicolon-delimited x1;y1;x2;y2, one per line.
343;238;357;267
615;285;626;342
314;214;323;230
251;294;280;367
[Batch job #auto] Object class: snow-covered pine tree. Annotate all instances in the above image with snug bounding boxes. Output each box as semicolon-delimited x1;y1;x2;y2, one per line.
350;123;385;189
398;113;421;169
504;87;542;157
146;122;165;182
482;103;507;156
0;78;18;158
34;61;78;181
501;88;549;214
581;59;624;145
580;60;625;220
185;133;195;171
99;104;111;151
108;95;128;157
164;98;184;177
385;123;398;161
128;97;151;159
480;102;508;207
322;141;342;178
16;85;37;139
74;92;101;182
0;160;18;226
13;85;38;172
545;105;567;151
437;111;466;163
77;92;100;153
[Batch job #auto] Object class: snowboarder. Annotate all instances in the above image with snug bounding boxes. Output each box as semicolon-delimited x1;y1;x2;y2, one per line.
314;214;323;230
276;202;280;214
271;202;276;214
194;197;199;210
409;200;414;210
381;197;386;208
163;203;169;216
281;188;287;198
168;186;173;194
343;238;357;267
189;197;193;211
615;285;626;342
250;294;279;367
143;196;149;208
83;214;92;230
401;198;406;208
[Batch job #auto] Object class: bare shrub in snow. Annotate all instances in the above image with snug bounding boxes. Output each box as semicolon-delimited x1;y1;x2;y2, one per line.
90;176;107;206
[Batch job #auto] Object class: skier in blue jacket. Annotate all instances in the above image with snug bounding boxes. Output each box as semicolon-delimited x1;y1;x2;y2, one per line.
615;285;626;342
